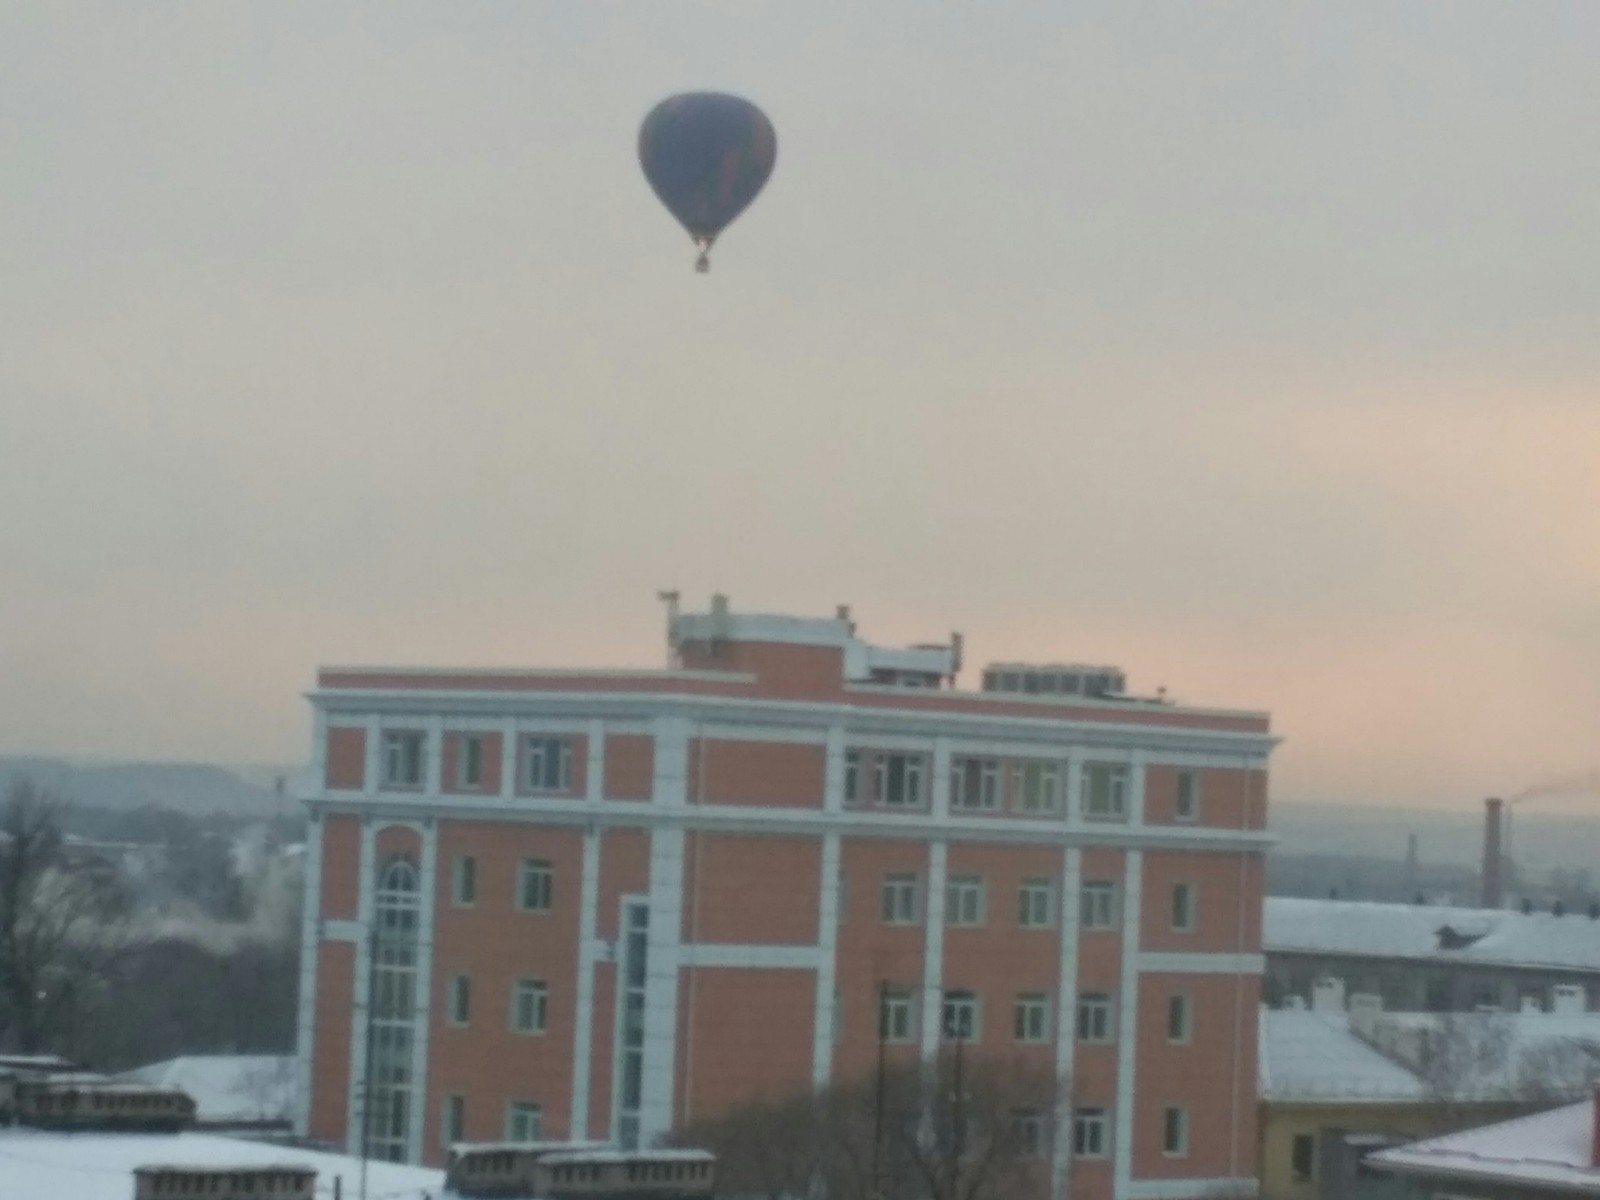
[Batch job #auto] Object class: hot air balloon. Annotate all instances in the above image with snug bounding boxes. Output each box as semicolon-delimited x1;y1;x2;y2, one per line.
638;92;776;273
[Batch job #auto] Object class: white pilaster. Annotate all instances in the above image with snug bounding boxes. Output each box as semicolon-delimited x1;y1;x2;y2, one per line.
571;825;602;1139
919;839;948;1059
586;720;606;802
425;715;445;795
363;716;381;796
1064;748;1085;827
640;716;689;1142
823;725;845;815
1049;846;1082;1200
1129;751;1149;827
345;817;377;1154
293;807;325;1137
500;717;518;798
1113;850;1143;1197
407;819;439;1162
812;832;841;1087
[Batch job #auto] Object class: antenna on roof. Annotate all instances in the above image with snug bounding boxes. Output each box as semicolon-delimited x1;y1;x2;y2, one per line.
657;590;681;667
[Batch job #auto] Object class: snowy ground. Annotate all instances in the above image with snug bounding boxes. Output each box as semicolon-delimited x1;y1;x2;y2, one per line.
0;1128;446;1199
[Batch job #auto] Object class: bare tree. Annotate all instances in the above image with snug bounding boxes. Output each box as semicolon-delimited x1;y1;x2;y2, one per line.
1514;1037;1600;1105
674;1055;1063;1200
0;779;127;1053
1414;1010;1512;1125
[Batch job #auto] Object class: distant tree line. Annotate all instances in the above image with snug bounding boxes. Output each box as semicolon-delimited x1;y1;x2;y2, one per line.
0;778;301;1068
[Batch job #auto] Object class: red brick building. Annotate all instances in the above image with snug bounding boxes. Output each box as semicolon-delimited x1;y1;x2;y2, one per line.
295;599;1274;1200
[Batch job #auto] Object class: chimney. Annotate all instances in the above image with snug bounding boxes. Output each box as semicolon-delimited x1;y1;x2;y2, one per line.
1482;797;1505;909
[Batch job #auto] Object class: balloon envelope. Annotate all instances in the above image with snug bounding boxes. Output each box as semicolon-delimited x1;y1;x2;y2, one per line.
638;93;776;266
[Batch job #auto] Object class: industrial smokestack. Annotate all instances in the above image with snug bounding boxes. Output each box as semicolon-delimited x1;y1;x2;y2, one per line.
1482;797;1505;910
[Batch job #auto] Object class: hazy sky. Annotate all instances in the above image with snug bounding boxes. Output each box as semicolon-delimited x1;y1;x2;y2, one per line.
2;3;1597;810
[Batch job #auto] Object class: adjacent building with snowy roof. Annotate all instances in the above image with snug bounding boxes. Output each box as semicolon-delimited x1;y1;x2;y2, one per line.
1258;1006;1600;1200
0;1128;442;1200
118;1055;295;1131
1264;897;1600;1013
1368;1094;1600;1198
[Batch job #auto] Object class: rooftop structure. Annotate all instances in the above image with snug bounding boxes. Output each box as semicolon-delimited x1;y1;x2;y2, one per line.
1370;1094;1600;1197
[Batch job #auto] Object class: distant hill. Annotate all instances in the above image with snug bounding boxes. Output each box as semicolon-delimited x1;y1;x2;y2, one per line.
0;758;295;817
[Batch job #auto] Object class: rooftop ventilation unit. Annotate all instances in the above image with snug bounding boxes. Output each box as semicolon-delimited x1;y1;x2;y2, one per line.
981;663;1126;699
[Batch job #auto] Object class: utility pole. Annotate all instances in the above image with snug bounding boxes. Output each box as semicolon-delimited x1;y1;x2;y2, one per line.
359;918;379;1200
872;980;887;1200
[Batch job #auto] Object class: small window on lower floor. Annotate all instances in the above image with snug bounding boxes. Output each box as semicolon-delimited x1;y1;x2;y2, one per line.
1162;1106;1188;1156
1291;1132;1315;1181
1013;1108;1046;1158
442;1093;465;1146
1072;1108;1108;1158
506;1100;541;1143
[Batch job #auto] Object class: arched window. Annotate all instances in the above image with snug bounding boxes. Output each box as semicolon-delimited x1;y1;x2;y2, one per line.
368;850;421;1162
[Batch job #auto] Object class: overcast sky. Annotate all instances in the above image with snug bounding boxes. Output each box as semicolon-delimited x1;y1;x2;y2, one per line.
2;3;1596;810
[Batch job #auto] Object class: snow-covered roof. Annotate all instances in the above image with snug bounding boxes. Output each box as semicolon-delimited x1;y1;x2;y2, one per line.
542;1148;716;1165
1259;1009;1429;1103
1265;898;1600;972
118;1055;294;1124
1370;1098;1600;1194
0;1129;442;1200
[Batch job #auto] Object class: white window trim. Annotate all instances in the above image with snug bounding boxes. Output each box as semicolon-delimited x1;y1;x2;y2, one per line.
456;734;486;790
523;735;574;794
442;1092;466;1148
452;855;476;908
942;990;981;1042
1076;992;1114;1044
1081;762;1129;822
881;874;920;925
1081;881;1118;931
505;1100;542;1143
1014;993;1051;1043
1172;882;1197;933
946;876;985;928
880;988;917;1044
1167;992;1192;1044
381;731;425;789
1072;1109;1110;1159
1018;879;1055;930
518;858;553;914
511;978;549;1035
1162;1106;1189;1157
1175;769;1201;822
448;973;471;1028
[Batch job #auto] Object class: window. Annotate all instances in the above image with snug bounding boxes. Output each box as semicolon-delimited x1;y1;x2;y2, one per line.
950;757;1000;811
512;979;548;1034
519;859;553;913
1175;770;1200;821
843;750;862;805
1013;762;1060;813
1291;1133;1315;1181
448;973;471;1026
1081;763;1128;821
1076;992;1113;1043
1171;882;1196;932
524;736;573;792
1014;992;1049;1042
442;1093;465;1146
1081;880;1118;930
452;855;477;907
1072;1108;1108;1157
942;989;978;1041
881;873;919;924
875;754;925;807
457;735;486;789
879;987;915;1043
1162;1107;1188;1156
946;875;985;927
382;732;424;788
1167;993;1192;1043
1018;878;1055;929
1014;1109;1046;1158
505;1101;541;1143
